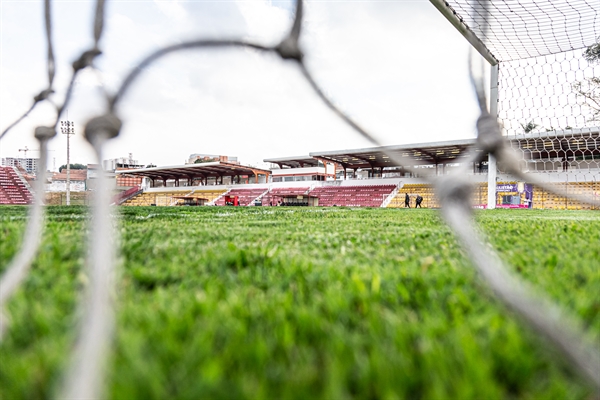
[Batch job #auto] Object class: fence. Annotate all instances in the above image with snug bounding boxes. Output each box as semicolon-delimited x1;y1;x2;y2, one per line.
44;191;90;206
1;0;599;398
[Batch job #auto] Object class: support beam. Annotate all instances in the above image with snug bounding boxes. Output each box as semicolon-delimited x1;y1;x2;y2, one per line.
487;155;497;209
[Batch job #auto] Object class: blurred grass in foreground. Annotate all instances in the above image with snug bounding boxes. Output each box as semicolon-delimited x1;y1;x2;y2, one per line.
1;206;598;399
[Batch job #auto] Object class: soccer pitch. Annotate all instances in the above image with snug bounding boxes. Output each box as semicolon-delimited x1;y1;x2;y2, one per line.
1;206;599;398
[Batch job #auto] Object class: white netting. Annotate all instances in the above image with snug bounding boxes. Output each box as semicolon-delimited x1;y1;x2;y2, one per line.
444;0;600;61
1;1;599;397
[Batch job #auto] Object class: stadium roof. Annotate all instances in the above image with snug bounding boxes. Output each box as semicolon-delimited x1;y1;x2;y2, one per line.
310;139;476;169
115;161;270;181
513;128;600;160
263;156;320;168
432;0;600;63
309;128;600;170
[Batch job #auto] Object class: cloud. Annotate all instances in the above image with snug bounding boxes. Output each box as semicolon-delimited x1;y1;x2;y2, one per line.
153;0;188;24
1;0;481;171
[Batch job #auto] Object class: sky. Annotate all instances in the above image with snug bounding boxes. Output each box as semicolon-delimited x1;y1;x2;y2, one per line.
0;0;484;170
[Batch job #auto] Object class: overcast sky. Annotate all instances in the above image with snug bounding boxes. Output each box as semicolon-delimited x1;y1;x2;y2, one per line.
0;0;483;170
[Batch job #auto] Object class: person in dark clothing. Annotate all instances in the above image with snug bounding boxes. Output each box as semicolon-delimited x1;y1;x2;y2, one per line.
415;195;423;208
404;193;411;208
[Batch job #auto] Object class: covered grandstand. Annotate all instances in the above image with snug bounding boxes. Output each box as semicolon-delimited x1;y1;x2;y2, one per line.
116;161;271;187
114;127;598;210
7;131;594;209
310;128;600;178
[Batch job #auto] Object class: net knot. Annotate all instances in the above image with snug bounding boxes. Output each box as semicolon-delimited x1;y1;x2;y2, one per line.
275;37;303;61
84;114;122;144
436;175;473;215
476;111;504;155
34;89;53;103
72;49;102;72
34;126;56;140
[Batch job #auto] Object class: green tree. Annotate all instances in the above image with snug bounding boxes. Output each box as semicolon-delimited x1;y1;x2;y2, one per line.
574;38;600;121
520;121;538;133
58;163;87;172
573;78;600;121
583;36;600;64
194;158;217;164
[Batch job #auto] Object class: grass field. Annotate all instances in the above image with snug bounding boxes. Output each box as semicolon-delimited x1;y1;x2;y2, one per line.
1;206;599;399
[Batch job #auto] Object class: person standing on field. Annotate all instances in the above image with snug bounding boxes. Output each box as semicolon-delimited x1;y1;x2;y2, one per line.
415;194;423;208
404;193;411;208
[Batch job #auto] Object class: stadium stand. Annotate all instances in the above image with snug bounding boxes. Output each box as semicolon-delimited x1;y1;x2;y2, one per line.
122;189;227;206
395;183;487;209
388;184;439;208
214;188;268;206
112;186;143;205
472;183;488;208
388;182;599;210
309;185;396;207
0;166;33;205
532;182;599;210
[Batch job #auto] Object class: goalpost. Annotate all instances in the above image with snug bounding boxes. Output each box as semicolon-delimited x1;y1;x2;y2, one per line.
432;0;599;210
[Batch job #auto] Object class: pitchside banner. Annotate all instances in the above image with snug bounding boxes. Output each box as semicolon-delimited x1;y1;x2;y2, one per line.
474;182;533;209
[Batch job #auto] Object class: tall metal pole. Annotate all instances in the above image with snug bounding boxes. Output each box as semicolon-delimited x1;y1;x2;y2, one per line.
487;64;499;209
61;120;75;205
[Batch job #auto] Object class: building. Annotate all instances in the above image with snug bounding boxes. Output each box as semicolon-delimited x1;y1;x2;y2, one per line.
264;156;336;182
187;154;239;165
103;155;145;189
1;157;39;175
47;169;88;192
103;153;145;171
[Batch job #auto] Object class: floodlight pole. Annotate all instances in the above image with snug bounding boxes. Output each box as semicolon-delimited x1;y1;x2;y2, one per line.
487;65;499;209
61;120;75;206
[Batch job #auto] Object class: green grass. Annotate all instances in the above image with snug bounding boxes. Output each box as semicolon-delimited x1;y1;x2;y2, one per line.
1;206;599;399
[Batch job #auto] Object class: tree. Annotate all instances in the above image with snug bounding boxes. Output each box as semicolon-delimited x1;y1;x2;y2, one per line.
194;157;218;164
59;163;87;172
583;36;600;65
520;121;538;133
573;78;600;121
573;38;600;121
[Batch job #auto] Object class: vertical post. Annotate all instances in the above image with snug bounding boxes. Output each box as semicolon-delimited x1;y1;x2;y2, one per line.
487;64;499;209
67;132;70;205
60;120;75;206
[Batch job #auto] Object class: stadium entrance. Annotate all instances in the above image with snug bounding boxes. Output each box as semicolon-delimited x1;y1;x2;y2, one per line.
275;195;318;207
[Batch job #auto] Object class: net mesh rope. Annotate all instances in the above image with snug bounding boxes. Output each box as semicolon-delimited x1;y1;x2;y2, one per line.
498;51;599;209
443;0;599;62
1;0;599;398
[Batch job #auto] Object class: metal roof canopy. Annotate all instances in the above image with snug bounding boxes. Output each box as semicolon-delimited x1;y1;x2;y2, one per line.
309;128;600;169
310;139;476;169
263;156;320;168
430;0;600;63
512;128;600;160
115;161;270;180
